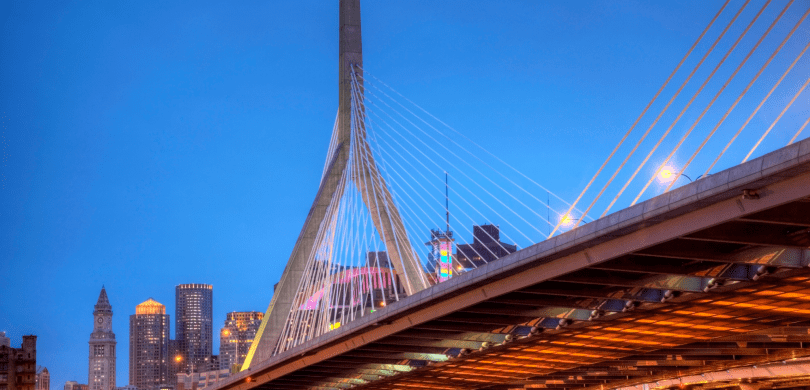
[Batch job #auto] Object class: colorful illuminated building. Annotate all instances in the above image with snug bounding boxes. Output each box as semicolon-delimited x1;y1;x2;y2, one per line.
426;230;455;282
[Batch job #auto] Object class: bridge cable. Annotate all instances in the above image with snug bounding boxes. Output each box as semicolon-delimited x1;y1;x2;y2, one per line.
362;95;538;243
364;108;510;260
321;111;339;185
553;0;733;231
352;73;416;301
361;82;558;232
354;77;529;252
357;66;591;221
367;114;498;270
664;0;797;194
357;72;582;224
630;0;763;206
279;153;352;353
329;175;359;333
704;13;810;176
361;103;512;258
349;75;397;308
788;116;810;145
364;116;487;273
364;105;529;251
350;72;415;298
278;86;385;352
354;70;428;294
744;77;810;162
321;186;348;338
366;115;501;268
599;0;752;215
328;187;350;330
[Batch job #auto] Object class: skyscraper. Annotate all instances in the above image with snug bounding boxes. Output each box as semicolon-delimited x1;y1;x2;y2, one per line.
88;287;116;390
218;312;263;372
129;298;170;390
175;284;212;374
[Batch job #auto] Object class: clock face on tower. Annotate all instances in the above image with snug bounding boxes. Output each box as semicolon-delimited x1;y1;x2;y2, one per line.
97;317;103;324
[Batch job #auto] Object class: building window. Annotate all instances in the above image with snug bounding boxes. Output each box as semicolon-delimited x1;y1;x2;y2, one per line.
93;346;104;357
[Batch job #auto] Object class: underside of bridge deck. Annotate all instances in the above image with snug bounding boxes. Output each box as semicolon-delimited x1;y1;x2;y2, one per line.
260;208;810;390
218;142;810;390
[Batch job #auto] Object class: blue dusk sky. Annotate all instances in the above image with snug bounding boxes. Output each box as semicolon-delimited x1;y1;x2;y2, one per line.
1;1;808;389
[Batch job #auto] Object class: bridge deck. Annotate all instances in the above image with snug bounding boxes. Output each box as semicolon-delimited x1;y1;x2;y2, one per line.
218;137;810;390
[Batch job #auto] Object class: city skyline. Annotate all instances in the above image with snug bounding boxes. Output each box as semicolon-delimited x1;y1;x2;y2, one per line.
3;1;807;389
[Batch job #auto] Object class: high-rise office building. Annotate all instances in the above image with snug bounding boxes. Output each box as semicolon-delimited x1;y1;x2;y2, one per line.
0;335;37;390
89;287;116;390
129;298;170;390
218;312;263;372
35;367;48;390
174;284;212;374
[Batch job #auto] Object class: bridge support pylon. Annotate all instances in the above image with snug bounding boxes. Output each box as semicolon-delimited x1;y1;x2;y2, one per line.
242;0;428;369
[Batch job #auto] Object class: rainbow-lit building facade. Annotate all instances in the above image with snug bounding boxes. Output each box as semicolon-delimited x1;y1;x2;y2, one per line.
427;230;455;283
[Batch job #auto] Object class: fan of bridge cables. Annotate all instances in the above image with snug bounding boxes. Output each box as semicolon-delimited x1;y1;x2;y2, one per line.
273;0;810;354
552;0;810;234
273;62;590;353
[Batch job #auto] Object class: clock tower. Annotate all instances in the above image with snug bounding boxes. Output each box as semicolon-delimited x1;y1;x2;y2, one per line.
89;286;116;390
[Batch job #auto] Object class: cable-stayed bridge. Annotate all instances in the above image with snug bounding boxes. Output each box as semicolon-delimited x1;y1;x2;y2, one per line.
211;1;810;389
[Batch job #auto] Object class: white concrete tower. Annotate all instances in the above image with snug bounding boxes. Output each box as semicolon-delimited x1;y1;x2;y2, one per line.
88;286;116;390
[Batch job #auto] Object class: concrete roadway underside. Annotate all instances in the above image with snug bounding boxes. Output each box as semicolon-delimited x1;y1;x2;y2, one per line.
216;139;810;390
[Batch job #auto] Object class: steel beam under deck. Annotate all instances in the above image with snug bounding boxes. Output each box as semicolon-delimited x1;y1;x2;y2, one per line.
218;140;810;389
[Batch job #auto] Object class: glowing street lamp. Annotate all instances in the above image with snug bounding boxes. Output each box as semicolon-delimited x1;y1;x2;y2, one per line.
560;214;575;228
657;166;693;184
658;167;675;183
175;355;182;363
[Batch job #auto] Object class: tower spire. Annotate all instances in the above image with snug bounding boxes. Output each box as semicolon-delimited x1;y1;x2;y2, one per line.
94;286;111;314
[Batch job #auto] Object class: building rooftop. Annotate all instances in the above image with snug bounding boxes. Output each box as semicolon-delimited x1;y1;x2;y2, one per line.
135;298;165;315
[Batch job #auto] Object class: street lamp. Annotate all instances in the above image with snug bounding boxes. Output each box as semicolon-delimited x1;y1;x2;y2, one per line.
657;166;694;184
560;213;585;228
